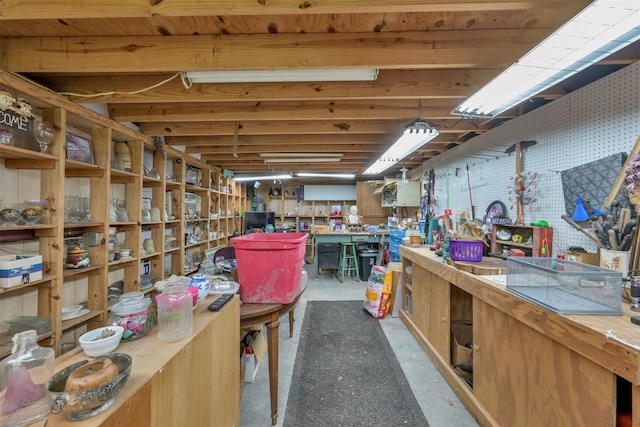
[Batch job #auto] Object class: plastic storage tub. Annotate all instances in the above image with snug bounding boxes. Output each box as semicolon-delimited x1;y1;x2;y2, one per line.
231;232;308;303
506;257;622;315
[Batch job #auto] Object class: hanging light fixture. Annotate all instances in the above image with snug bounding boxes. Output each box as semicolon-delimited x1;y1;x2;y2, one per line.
452;1;640;117
181;69;379;84
363;119;439;175
364;100;438;175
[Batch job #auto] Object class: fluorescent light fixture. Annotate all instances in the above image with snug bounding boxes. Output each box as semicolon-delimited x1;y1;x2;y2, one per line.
452;0;640;118
363;120;439;175
296;172;355;179
182;69;378;83
264;158;342;163
259;153;343;158
233;173;292;182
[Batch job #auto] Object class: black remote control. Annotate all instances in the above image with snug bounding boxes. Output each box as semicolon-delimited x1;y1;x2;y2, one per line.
208;293;234;311
631;316;640;325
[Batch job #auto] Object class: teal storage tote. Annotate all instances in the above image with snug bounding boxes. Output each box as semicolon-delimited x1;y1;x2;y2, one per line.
231;232;308;303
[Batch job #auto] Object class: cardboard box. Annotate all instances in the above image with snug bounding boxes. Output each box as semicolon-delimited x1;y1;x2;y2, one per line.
242;325;267;383
311;225;330;234
565;250;599;266
0;254;43;288
451;320;473;381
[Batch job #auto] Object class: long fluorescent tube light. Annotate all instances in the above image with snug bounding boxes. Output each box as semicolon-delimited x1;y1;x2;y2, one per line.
264;158;342;163
233;173;292;182
296;172;355;179
259;153;343;158
453;0;640;118
183;69;378;83
363;120;439;175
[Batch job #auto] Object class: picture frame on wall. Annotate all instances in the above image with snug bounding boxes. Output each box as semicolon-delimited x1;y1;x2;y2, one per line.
205;247;217;263
66;133;94;164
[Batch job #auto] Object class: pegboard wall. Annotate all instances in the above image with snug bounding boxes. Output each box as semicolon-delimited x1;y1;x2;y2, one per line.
425;60;640;255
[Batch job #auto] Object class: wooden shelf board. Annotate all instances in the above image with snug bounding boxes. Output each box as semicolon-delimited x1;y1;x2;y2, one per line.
65;159;106;177
185;185;210;193
63;221;104;229
495;240;532;249
61;309;102;331
63;264;103;277
143;176;162;187
0;144;57;163
0;224;57;232
185;241;207;249
108;257;138;268
0;274;56;295
141;252;161;260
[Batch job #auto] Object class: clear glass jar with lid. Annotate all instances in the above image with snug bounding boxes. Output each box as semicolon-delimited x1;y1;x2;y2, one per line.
0;330;54;427
157;281;193;342
108;291;155;341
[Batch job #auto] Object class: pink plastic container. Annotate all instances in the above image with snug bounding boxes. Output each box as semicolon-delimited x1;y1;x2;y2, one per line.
231;232;308;303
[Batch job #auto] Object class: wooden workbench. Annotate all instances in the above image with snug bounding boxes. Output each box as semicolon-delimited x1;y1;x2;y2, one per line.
313;231;388;278
44;295;240;427
400;246;640;427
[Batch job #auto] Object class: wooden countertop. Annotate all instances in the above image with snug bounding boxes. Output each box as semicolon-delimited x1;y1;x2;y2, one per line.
44;294;240;426
400;246;640;385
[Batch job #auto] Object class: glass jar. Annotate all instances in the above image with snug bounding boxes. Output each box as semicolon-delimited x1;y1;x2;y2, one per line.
157;281;193;342
0;330;54;427
108;292;155;341
198;258;218;275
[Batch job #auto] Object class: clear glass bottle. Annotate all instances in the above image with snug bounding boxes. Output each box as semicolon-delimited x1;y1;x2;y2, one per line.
0;330;54;427
157;281;193;342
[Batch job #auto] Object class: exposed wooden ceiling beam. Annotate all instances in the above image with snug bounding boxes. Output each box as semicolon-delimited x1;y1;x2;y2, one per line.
39;69;500;103
2;30;548;73
168;134;393;147
141;119;407;136
187;144;385;155
0;1;580;20
169;132;464;146
108;99;460;122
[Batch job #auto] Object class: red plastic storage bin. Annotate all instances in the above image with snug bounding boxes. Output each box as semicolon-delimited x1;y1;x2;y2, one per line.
231;232;308;303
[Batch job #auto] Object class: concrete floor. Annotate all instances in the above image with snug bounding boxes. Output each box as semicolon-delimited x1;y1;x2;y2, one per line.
240;265;480;427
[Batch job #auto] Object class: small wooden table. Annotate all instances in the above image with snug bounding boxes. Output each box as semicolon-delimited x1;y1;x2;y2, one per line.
240;285;305;425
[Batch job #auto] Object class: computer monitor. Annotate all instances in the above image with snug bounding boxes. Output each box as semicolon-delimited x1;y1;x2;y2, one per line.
245;211;276;232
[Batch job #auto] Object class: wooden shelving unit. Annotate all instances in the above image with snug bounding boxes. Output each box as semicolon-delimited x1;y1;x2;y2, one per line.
266;183;354;232
490;224;553;257
0;71;247;359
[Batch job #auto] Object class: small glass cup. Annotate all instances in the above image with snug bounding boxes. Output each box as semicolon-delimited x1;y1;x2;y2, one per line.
33;121;54;153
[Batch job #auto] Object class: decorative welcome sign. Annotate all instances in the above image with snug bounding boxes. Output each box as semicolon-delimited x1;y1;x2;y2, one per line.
0;89;34;135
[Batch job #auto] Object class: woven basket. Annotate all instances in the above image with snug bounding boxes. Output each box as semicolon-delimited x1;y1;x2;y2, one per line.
449;239;484;262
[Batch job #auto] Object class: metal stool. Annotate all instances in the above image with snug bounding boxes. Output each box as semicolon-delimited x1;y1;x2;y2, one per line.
336;242;360;282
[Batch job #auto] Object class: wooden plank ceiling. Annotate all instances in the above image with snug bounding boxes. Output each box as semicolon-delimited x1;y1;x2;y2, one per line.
0;1;636;182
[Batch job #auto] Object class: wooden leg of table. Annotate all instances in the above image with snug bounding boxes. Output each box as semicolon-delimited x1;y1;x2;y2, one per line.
289;308;294;338
266;319;280;425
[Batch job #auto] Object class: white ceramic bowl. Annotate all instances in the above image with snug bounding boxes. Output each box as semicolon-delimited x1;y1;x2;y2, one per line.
79;326;124;357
